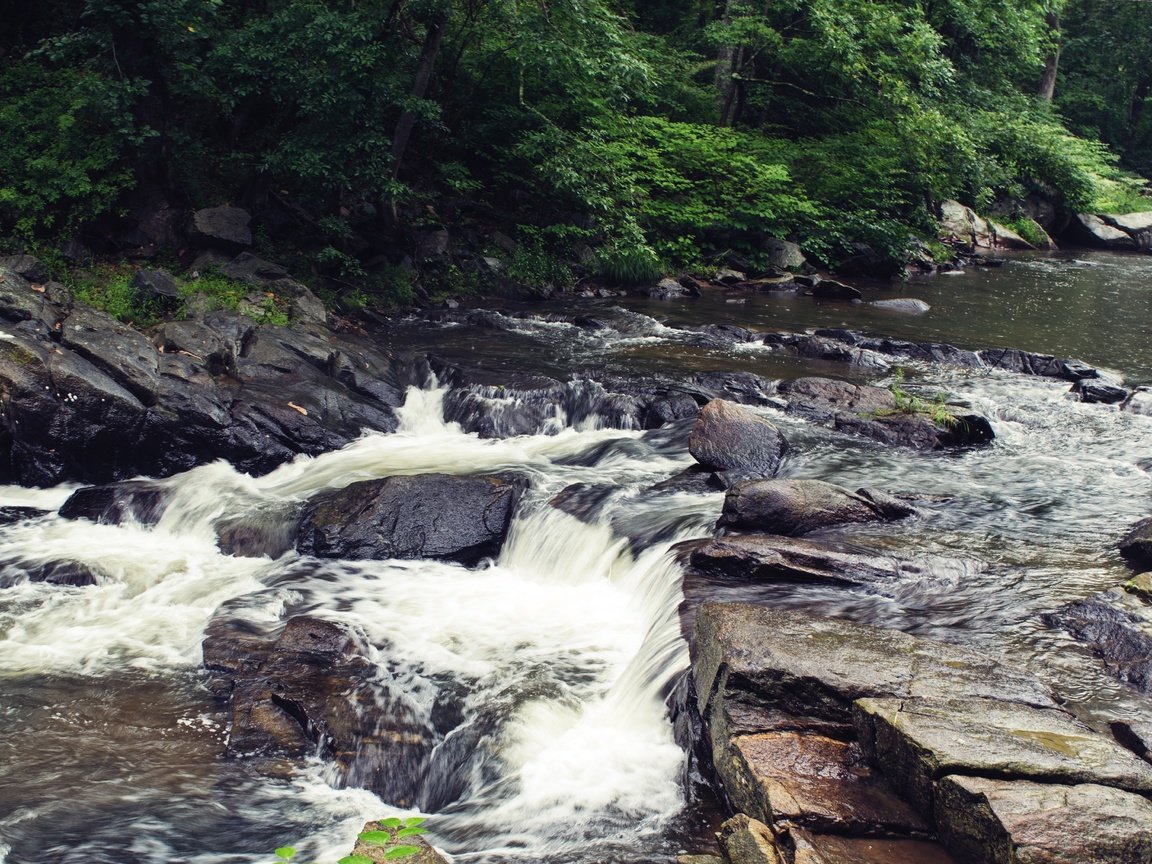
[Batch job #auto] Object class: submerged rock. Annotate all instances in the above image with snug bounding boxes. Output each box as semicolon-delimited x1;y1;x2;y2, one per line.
688;399;789;484
1119;516;1152;569
869;298;930;314
58;480;169;526
719;479;915;535
1046;587;1152;693
296;472;526;565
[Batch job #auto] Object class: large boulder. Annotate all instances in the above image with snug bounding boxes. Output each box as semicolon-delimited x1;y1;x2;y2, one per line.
189;206;254;250
688;399;789;484
204;614;436;808
296;473;526;565
58;480;169;526
719;479;915;535
762;238;806;270
934;776;1152;864
1063;213;1138;250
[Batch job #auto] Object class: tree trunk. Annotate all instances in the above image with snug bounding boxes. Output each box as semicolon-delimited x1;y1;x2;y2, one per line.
714;0;745;126
390;3;449;183
1038;10;1060;101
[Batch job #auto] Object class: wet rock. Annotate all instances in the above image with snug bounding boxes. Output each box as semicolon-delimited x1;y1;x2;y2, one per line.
689;372;778;406
0;558;101;588
204;614;434;808
778;377;994;450
59;305;161;404
297;473;526;565
0;267;63;330
854;696;1152;810
977;348;1096;380
0;506;48;524
688;400;789;484
869;299;930;314
1110;719;1152;760
718;814;784;864
692;604;1056;742
723;732;929;837
1122;387;1152;415
348;819;450;864
1119;516;1152;569
189;206;254;250
1126;572;1152;601
1070;378;1128;404
934;776;1152;864
719;479;915;535
651;278;694;299
682;534;962;592
788;829;957;864
1046;588;1152;692
220;252;291;284
58;480;169;525
811;279;861;301
716;268;746;285
215;505;301;558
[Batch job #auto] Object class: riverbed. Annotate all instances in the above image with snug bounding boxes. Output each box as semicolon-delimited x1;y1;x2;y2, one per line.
1;253;1150;863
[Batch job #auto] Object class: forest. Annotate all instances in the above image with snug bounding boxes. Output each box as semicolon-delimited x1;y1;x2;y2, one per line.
2;0;1151;305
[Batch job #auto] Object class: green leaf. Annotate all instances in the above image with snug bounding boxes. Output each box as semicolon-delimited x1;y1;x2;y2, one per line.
383;846;422;859
396;827;426;838
403;818;426;828
380;817;404;829
358;831;394;845
338;856;374;864
275;847;296;861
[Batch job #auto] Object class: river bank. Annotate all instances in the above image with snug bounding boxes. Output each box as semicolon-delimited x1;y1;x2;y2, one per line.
1;252;1151;863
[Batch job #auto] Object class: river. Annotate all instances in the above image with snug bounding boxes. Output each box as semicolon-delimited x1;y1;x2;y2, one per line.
1;252;1150;863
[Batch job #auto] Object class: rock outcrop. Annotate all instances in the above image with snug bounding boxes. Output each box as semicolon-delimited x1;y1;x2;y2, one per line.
296;472;526;565
719;479;915;535
688;604;1152;864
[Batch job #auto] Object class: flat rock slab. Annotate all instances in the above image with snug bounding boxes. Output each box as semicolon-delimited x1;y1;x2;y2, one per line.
725;732;929;836
854;696;1152;811
1046;587;1152;693
692;604;1056;740
935;776;1152;864
683;535;968;589
719;479;915;535
296;472;525;565
789;829;958;864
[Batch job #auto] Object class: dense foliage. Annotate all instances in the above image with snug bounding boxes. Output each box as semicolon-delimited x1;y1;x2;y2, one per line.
0;0;1149;298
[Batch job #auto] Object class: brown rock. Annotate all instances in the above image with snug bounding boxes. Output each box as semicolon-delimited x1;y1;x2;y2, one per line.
350;819;449;864
719;479;915;535
722;732;929;836
788;829;958;864
718;814;785;864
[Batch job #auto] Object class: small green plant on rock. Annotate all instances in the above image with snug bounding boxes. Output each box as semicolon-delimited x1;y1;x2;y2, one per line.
274;816;429;864
878;368;957;428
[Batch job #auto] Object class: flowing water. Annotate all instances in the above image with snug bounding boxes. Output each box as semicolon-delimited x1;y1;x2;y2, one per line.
1;253;1151;863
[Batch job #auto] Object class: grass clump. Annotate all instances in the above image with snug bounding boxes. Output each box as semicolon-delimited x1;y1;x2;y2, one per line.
876;369;957;428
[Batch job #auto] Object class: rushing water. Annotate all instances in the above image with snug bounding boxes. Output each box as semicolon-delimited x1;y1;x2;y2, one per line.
2;253;1152;863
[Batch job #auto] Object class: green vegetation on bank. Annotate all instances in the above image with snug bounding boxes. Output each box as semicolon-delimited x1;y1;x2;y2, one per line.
1;0;1150;302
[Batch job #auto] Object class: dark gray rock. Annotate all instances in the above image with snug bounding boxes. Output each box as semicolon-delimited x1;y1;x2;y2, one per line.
58;480;169;526
297;473;526;565
0;558;100;588
1071;378;1128;404
0;255;49;283
131;269;182;315
1123;387;1152;415
189;206;253;249
1064;213;1138;250
934;776;1152;864
719;479;915;535
59;305;161;404
688;399;789;483
1119;516;1152;570
215;503;302;558
220;252;291;284
762;238;806;270
811;279;862;301
0;506;48;524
